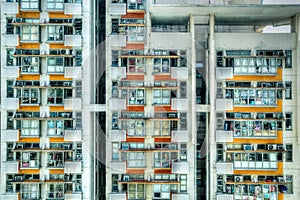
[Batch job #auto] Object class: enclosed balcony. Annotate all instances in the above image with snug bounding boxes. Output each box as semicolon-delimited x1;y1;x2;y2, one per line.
64;3;82;15
216;99;233;111
64;35;82;47
216;194;234;200
171;131;188;143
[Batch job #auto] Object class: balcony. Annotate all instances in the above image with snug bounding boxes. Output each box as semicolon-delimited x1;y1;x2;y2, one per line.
215;99;233;111
64;161;82;173
64;129;82;141
64;3;82;15
64;99;82;111
2;35;19;46
1;194;18;200
2;66;19;78
64;67;82;79
1;162;19;173
109;193;126;200
1;98;19;110
171;98;188;111
172;161;188;174
65;193;82;200
172;193;189;200
216;163;233;174
2;130;19;142
216;67;233;79
216;194;234;200
2;2;18;14
110;162;126;174
64;35;82;47
109;3;126;15
171;131;188;143
171;67;188;79
110;67;126;79
110;129;126;142
109;99;126;111
110;35;126;47
216;130;233;143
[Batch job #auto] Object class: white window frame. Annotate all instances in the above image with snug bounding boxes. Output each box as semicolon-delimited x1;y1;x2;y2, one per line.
47;120;64;136
21;184;39;199
47;57;64;73
153;184;170;199
21;25;39;41
153;89;171;105
47;183;64;199
47;88;73;104
122;120;145;136
153;121;170;136
21;0;39;9
153;58;170;73
47;152;65;168
47;0;64;10
128;184;145;200
17;88;40;105
127;152;145;168
20;120;39;136
18;57;40;74
21;152;39;168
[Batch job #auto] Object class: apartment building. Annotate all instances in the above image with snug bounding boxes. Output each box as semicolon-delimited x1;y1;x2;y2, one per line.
106;1;300;200
0;0;97;199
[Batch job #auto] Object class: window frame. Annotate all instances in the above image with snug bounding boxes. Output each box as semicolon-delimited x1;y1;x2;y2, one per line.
21;25;39;42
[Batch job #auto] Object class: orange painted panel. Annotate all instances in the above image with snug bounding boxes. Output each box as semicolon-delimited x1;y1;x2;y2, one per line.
16;12;40;18
49;44;71;49
49;169;64;174
278;193;283;200
19;169;40;174
229;100;282;113
49;137;65;142
49;13;72;18
126;169;145;174
49;106;65;112
49;75;72;81
154;169;172;174
121;13;144;19
17;75;40;80
229;68;283;82
16;43;40;49
126;10;145;14
154;75;176;81
125;74;144;80
127;106;144;112
126;137;145;143
18;106;40;111
154;106;175;112
18;137;40;143
122;43;145;50
154;138;172;143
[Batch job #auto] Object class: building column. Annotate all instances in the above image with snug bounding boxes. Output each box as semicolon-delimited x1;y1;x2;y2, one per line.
208;13;217;200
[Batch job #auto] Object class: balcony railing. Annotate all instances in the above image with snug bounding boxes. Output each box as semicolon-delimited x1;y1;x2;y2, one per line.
109;193;126;200
64;161;82;173
172;161;189;174
172;193;189;200
64;3;82;15
171;67;188;79
216;67;233;79
64;129;82;141
2;130;19;142
64;67;82;79
64;35;82;47
215;130;233;142
2;2;18;14
1;162;19;173
109;98;126;111
109;3;126;15
110;129;126;141
1;98;19;110
64;193;82;200
64;99;82;111
110;67;126;79
216;194;234;200
1;194;18;200
2;35;19;46
110;35;126;47
171;98;188;111
216;162;233;174
110;162;126;173
171;131;188;143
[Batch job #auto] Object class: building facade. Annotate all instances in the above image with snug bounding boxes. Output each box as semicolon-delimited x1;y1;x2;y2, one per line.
1;0;300;200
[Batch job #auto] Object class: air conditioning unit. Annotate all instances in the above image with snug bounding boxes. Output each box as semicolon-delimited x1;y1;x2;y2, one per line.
60;49;70;55
243;144;253;151
235;176;243;182
277;144;285;151
267;144;277;151
277;176;285;183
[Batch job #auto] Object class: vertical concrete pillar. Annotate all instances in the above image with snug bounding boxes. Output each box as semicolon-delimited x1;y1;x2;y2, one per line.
208;13;217;200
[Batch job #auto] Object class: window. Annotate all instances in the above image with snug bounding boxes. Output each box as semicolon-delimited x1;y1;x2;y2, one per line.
20;152;39;168
180;50;187;67
47;152;64;168
47;0;64;10
75;50;82;66
180;143;187;161
180;175;187;192
21;0;39;9
16;88;40;104
21;25;39;41
154;152;177;168
21;184;39;199
47;88;73;104
285;82;292;99
153;121;170;136
232;89;277;106
153;58;170;73
122;89;145;105
17;57;40;73
47;183;64;199
180;82;187;98
47;57;64;73
112;174;119;192
285;50;292;68
7;80;14;98
285;113;292;130
122;57;145;73
6;49;14;66
127;152;145;168
180;113;187;130
20;120;39;136
153;184;170;199
47;120;64;136
112;113;119;129
128;184;145;200
48;25;64;41
153;89;170;105
112;142;119;160
127;26;144;42
286;144;292;162
6;18;14;34
7;143;14;161
122;120;144;136
127;0;144;10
